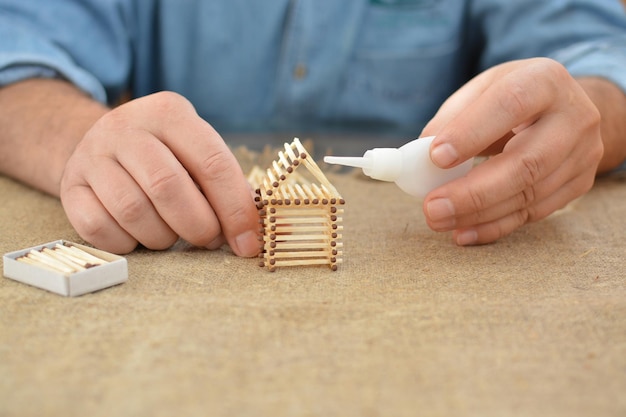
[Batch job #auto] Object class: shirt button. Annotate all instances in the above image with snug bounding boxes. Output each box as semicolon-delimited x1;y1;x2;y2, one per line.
293;63;307;79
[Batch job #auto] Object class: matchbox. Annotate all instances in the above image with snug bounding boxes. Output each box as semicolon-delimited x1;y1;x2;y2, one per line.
3;240;127;296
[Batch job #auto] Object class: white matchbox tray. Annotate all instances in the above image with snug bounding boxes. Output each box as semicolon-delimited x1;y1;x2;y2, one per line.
3;240;128;297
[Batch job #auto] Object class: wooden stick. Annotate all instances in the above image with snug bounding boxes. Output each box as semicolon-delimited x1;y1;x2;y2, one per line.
62;244;107;265
283;141;299;163
299;183;318;203
270;252;333;259
17;255;69;275
27;250;75;274
265;242;344;250
272;160;286;180
263;234;339;242
270;218;326;225
266;167;279;188
310;183;326;201
272;225;331;233
270;208;343;216
42;247;87;271
272;258;342;267
53;244;95;267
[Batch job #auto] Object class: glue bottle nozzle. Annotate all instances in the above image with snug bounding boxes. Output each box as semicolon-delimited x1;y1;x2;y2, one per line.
323;156;372;170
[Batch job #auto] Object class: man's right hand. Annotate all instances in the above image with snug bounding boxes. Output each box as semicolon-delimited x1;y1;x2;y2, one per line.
60;92;259;256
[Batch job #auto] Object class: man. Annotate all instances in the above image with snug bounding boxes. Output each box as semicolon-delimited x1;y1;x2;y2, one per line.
1;0;625;254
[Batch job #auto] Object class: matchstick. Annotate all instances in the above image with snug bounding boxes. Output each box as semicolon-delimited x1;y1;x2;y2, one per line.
42;247;87;271
61;243;107;266
15;243;109;276
17;254;70;274
52;244;105;267
25;250;75;275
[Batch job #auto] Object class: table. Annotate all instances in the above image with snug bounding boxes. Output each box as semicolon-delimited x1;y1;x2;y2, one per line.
1;138;625;417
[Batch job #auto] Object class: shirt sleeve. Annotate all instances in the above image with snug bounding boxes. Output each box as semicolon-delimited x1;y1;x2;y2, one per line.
552;37;626;94
471;0;626;94
0;0;134;105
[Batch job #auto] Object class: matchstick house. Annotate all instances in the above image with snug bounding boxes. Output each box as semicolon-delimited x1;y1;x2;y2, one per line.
248;138;345;272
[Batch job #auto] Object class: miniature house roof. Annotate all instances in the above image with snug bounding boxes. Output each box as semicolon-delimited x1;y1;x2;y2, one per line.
248;138;345;206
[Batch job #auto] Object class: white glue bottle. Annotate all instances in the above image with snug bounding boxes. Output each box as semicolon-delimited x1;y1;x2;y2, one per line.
323;136;473;199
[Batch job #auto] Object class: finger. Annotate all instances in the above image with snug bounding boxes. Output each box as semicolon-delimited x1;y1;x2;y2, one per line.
429;154;594;233
424;147;546;227
206;234;226;251
430;59;565;168
61;184;139;254
113;129;221;249
82;153;179;250
422;69;515;156
422;69;495;137
451;168;596;246
125;93;259;257
425;113;576;225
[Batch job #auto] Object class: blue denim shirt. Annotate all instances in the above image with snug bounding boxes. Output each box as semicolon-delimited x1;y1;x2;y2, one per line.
1;0;626;135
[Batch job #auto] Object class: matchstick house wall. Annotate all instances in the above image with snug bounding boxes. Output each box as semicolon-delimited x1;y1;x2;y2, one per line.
248;138;345;272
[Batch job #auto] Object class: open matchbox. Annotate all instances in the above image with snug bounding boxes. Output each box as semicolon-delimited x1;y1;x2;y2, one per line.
3;240;128;297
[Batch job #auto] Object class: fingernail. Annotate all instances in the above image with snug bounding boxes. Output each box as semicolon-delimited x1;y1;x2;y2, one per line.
234;230;259;257
426;198;455;225
431;143;459;167
456;230;478;246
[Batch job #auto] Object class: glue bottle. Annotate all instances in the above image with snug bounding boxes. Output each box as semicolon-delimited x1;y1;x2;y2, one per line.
323;136;473;199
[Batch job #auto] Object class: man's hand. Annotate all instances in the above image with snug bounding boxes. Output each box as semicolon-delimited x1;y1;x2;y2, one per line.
421;58;606;245
60;92;259;255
